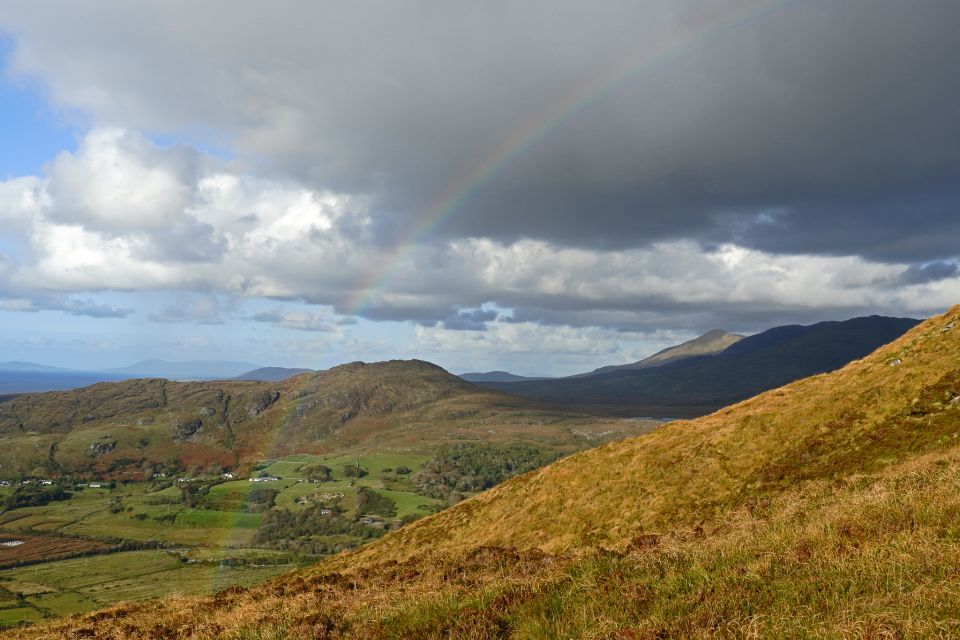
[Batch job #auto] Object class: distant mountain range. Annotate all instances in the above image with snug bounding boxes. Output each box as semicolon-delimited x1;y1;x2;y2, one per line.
0;361;75;373
232;366;313;381
480;315;920;417
459;371;552;383
568;329;744;378
102;359;262;380
460;329;743;383
0;359;271;394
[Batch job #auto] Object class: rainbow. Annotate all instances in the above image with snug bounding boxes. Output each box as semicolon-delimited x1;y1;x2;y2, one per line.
345;0;800;316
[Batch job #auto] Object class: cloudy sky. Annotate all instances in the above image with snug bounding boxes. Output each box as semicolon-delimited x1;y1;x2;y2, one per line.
0;0;957;375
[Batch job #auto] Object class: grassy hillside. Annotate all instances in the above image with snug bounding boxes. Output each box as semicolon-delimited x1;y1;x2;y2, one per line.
0;361;654;628
8;306;958;638
0;360;642;480
485;315;919;416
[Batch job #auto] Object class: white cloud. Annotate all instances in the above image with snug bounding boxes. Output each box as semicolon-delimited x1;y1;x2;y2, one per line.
0;128;956;341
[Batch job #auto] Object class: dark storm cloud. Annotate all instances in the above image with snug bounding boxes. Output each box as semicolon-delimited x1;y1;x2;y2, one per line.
892;261;960;287
442;308;498;331
3;0;958;264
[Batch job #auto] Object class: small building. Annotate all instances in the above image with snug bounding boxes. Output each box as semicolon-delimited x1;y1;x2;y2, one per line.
249;476;279;483
88;483;102;488
40;480;53;485
222;472;235;479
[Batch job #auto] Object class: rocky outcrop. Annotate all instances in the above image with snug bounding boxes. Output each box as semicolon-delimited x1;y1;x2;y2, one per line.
245;391;280;418
89;440;116;457
172;417;203;443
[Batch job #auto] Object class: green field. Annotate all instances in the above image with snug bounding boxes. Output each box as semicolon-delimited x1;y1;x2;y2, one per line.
0;549;303;628
0;452;446;626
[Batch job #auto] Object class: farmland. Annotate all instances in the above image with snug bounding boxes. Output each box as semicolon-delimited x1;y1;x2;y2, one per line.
0;361;653;630
0;535;109;568
0;451;447;626
0;549;303;629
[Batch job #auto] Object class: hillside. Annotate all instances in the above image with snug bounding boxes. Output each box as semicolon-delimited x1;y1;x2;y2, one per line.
484;315;918;416
569;328;743;378
232;367;313;381
11;306;959;639
0;360;643;480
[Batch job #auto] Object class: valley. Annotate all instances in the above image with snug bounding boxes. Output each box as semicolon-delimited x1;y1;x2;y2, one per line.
0;362;654;628
3;306;956;638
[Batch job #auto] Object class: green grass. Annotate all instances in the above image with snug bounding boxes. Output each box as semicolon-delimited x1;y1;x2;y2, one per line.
0;606;43;630
374;489;443;519
0;549;302;627
175;509;261;529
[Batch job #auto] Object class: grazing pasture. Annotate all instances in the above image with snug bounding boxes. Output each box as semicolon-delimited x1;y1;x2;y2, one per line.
0;549;304;628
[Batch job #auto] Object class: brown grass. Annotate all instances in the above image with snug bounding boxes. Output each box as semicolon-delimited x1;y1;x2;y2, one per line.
5;306;960;639
0;535;108;567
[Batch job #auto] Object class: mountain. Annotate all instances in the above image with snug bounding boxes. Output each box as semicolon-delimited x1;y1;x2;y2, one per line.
460;331;742;383
481;315;919;417
0;362;128;395
18;307;960;639
459;370;551;382
568;328;743;377
0;359;648;480
0;369;129;394
101;359;261;380
0;361;74;373
232;366;313;381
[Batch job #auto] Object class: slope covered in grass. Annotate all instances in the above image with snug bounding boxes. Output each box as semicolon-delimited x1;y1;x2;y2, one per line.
5;306;959;639
0;360;642;480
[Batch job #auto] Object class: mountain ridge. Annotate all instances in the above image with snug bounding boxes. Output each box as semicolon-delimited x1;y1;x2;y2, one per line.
567;328;744;378
232;366;314;381
482;314;919;417
102;359;262;380
0;359;647;480
459;371;552;382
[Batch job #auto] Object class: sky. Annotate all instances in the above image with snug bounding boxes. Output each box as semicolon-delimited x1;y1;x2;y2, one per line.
0;0;957;376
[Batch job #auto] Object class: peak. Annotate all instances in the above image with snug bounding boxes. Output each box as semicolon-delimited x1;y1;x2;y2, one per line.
699;329;734;339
